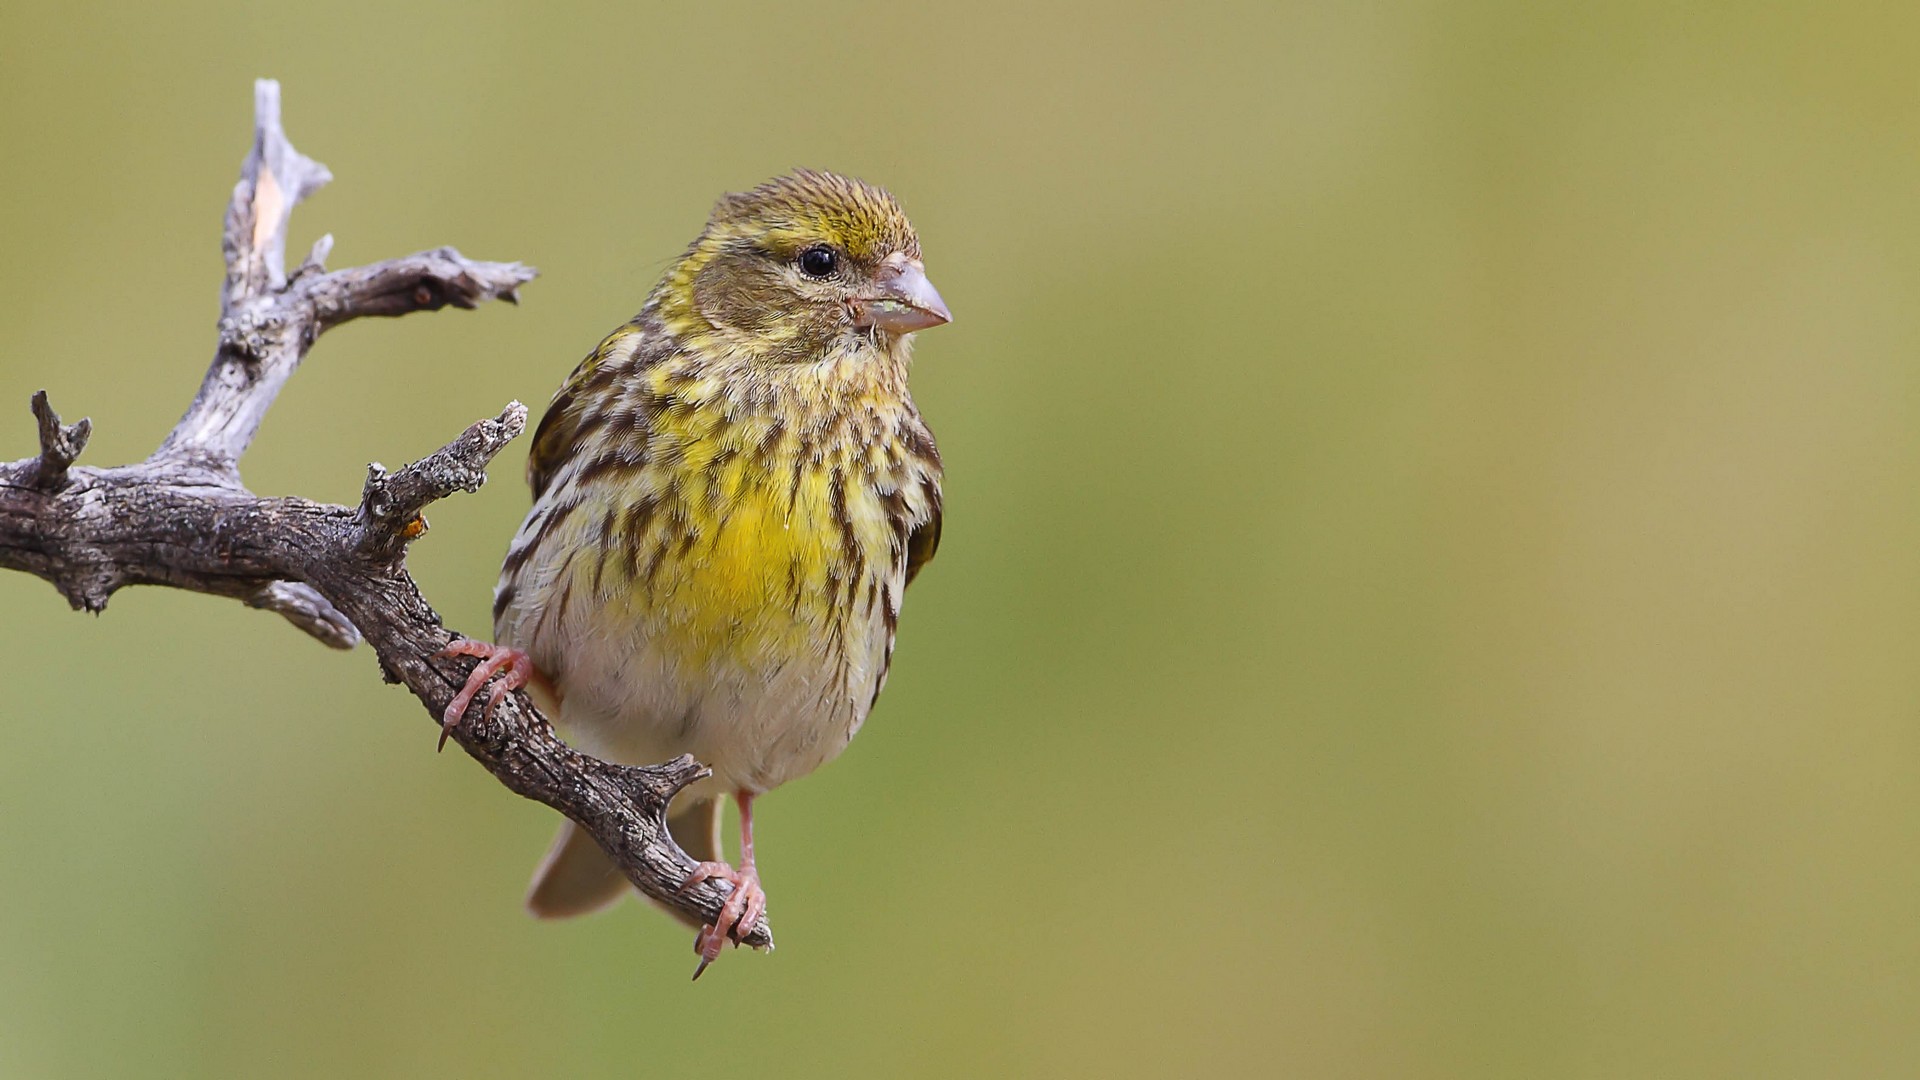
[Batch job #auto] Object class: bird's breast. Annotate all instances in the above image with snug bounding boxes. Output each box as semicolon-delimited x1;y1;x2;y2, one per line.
561;400;919;675
493;351;940;791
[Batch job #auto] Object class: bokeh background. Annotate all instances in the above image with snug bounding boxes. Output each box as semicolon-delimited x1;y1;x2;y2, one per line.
4;2;1920;1076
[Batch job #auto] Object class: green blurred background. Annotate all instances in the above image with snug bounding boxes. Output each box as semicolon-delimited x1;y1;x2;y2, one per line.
4;2;1920;1076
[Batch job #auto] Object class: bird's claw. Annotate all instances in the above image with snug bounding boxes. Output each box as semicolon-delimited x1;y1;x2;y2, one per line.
435;638;532;751
682;861;766;980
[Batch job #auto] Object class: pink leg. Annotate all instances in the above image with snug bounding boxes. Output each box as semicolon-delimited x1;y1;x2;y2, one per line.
682;790;767;980
435;637;534;752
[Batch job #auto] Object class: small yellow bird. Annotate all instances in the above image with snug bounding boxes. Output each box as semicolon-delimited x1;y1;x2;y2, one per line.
441;169;948;975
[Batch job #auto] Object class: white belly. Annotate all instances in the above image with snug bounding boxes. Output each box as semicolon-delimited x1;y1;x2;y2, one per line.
550;616;884;799
497;536;901;800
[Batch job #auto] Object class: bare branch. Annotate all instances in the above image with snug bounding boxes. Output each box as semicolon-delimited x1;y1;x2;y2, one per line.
0;83;770;952
27;390;89;491
247;581;360;649
358;402;527;557
224;79;332;302
158;81;536;473
312;248;536;330
294;232;335;280
161;78;330;469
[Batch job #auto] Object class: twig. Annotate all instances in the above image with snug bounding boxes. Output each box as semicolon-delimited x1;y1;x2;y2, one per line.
0;80;771;950
357;402;529;556
27;391;90;492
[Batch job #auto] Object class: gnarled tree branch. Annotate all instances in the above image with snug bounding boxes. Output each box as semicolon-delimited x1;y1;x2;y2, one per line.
0;80;771;952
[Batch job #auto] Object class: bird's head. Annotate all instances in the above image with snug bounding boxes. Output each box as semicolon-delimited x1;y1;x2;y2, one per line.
655;169;951;361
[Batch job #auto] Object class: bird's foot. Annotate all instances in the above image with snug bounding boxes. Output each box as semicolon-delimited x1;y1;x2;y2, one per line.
681;861;766;980
435;638;532;751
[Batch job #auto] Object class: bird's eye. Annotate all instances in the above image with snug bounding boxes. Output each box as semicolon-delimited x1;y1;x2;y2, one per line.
798;246;838;278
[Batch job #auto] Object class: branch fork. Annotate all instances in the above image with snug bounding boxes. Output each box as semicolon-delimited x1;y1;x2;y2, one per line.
0;81;769;950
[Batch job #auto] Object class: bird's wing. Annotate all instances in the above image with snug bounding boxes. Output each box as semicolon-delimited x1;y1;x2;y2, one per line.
905;497;941;587
526;323;647;499
525;389;577;500
902;417;943;588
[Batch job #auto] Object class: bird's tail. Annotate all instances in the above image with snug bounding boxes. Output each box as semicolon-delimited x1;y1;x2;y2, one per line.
524;796;722;924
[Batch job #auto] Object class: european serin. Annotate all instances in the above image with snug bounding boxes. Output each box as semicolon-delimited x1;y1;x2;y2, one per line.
440;169;949;975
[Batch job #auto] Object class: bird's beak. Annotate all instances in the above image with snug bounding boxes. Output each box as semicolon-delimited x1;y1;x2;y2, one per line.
858;255;952;334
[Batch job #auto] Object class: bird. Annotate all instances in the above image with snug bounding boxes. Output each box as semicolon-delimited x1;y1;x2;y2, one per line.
438;169;949;977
